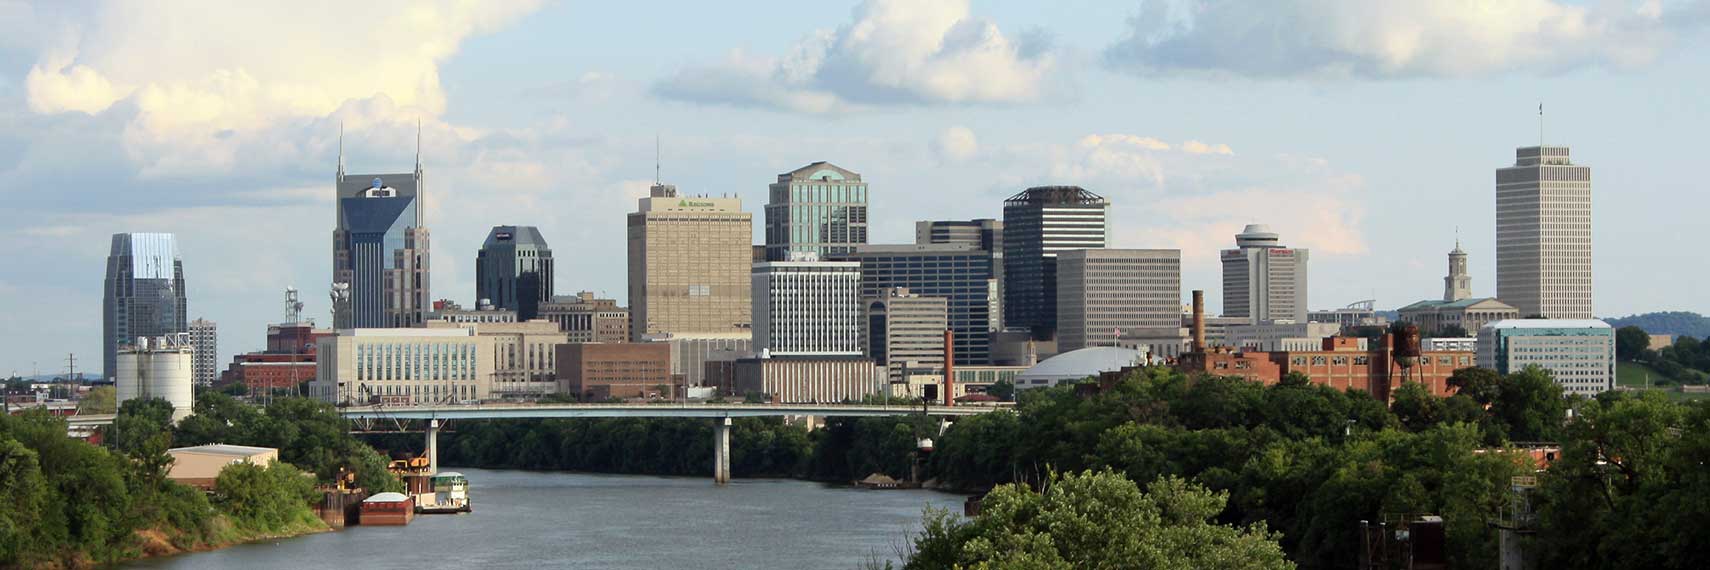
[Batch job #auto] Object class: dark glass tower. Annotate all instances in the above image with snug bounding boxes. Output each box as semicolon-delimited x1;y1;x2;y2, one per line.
1001;186;1108;339
477;226;554;320
332;140;430;328
103;233;187;380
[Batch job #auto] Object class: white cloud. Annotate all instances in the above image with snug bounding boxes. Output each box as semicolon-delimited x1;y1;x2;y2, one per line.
1106;0;1710;78
932;126;979;162
654;0;1056;112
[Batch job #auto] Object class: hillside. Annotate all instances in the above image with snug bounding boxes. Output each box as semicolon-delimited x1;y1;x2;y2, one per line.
1604;311;1710;339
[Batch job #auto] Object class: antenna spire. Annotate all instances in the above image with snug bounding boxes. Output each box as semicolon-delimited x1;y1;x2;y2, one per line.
414;118;423;172
1538;102;1544;148
337;122;345;180
654;133;661;185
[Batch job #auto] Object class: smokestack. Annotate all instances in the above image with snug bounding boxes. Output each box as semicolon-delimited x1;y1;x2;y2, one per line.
1191;290;1206;353
943;329;955;407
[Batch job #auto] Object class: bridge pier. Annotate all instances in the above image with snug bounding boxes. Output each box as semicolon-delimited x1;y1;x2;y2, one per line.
426;419;440;475
713;417;731;485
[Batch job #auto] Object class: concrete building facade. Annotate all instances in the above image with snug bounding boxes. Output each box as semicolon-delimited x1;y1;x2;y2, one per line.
751;258;862;356
1002;186;1108;337
865;288;949;382
1220;225;1309;325
1496;145;1593;319
733;356;880;403
539;292;630;343
627;184;752;340
1477;319;1615;397
1398;298;1521;337
476;226;554;320
1055;249;1181;352
189;318;218;387
765;162;868;261
1225;322;1349;352
104;232;188;380
311;328;493;405
829;243;999;365
332;153;429;328
427;320;568;398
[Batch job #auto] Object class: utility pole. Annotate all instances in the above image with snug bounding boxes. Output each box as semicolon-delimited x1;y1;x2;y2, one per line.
65;353;77;382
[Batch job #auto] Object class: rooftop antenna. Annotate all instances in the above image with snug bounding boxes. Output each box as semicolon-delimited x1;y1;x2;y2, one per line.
336;122;345;180
1538;102;1544;148
414;118;423;172
654;133;661;185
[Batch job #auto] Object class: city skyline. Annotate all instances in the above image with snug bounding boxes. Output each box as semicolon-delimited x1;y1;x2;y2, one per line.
4;0;1709;372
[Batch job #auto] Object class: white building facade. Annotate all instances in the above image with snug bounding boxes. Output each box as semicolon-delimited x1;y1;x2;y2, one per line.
1496;146;1592;319
311;328;496;405
1476;319;1614;397
1220;225;1309;325
188;318;218;387
751;257;862;356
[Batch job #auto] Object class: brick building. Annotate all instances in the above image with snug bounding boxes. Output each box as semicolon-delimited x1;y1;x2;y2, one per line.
1176;335;1473;401
219;323;332;392
555;343;673;400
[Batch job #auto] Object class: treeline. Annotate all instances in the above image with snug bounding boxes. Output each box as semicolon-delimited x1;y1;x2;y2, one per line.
0;398;328;567
919;366;1709;569
175;393;402;493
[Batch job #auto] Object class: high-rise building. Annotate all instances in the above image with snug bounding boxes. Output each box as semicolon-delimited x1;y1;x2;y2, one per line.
829;244;1000;365
188;319;218;387
332;141;429;328
1002;186;1108;338
1496;145;1592;319
1055;249;1181;352
476;226;554;320
751;257;862;356
1220;225;1309;325
916;218;1004;328
539;292;630;343
865;288;949;381
103;233;187;380
1444;239;1472;302
1477;319;1613;397
627;184;752;340
764;162;868;261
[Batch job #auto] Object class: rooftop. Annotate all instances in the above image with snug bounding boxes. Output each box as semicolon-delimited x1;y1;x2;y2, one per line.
1484;319;1611;330
1004;185;1105;205
168;444;276;457
1017;347;1142;381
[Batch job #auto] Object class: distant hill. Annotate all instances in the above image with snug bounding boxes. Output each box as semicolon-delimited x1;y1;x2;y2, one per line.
1604;312;1710;339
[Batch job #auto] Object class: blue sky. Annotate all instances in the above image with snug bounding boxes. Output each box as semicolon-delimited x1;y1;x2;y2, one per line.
1;0;1706;376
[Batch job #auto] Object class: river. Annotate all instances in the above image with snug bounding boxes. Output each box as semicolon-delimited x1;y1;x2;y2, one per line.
122;469;968;569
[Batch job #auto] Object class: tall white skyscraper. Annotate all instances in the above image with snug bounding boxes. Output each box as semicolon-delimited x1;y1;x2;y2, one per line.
1496;145;1592;319
751;256;862;356
188;318;218;387
1220;225;1309;325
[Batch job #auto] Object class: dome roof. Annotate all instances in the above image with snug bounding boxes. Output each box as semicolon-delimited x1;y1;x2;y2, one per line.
1018;347;1143;381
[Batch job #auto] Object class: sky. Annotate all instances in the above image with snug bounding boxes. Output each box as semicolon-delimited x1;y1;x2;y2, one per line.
2;0;1707;377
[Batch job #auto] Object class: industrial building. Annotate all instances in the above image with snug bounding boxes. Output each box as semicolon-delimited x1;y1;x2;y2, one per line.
116;334;195;421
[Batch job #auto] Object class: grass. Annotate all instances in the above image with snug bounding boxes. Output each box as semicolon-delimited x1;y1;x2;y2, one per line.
1615;361;1710;401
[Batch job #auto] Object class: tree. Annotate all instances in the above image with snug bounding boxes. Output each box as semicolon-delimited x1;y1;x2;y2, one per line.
78;386;117;414
213;462;320;532
986;379;1015;402
0;436;48;566
1488;366;1567;442
109;398;178;481
1615;326;1650;362
1389;381;1443;432
1446;367;1501;405
905;469;1292;570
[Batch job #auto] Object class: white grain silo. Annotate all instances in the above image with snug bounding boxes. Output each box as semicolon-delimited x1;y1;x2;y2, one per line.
116;334;195;421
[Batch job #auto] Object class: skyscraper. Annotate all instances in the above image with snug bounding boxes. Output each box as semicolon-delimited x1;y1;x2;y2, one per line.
1002;186;1108;338
1496;145;1592;319
917;218;1004;328
628;183;752;340
189;318;218;387
865;288;949;381
332;136;429;328
751;257;862;356
1444;239;1471;302
103;233;187;380
1220;225;1309;325
1056;249;1181;352
476;226;554;320
829;244;1000;365
765;162;868;261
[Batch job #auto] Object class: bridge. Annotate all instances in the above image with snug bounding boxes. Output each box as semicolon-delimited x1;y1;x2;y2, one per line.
340;402;994;484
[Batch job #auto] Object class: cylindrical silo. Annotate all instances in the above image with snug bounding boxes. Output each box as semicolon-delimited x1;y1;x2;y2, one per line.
116;336;195;422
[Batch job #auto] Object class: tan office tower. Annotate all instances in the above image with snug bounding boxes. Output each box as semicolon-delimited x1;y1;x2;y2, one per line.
627;183;752;340
1496;145;1592;319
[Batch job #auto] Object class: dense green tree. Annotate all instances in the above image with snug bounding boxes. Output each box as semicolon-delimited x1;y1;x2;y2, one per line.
1389;381;1443;432
1488;366;1567;442
1446;367;1502;405
78;386;117;414
1615;326;1651;362
905;469;1292;570
213;462;320;532
0;435;48;565
985;379;1015;402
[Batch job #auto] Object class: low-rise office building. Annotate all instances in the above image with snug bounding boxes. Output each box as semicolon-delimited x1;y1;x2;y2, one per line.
427;320;567;398
539;292;630;343
865;288;949;382
555;343;673;400
166;444;277;490
733;356;880;403
1477;319;1615;397
311;328;494;405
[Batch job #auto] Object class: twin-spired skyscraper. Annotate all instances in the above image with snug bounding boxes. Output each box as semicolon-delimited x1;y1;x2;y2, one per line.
331;141;430;328
1495;145;1593;319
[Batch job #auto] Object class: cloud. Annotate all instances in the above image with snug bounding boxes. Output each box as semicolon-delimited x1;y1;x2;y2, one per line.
654;0;1056;112
932;126;979;162
1105;0;1710;78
